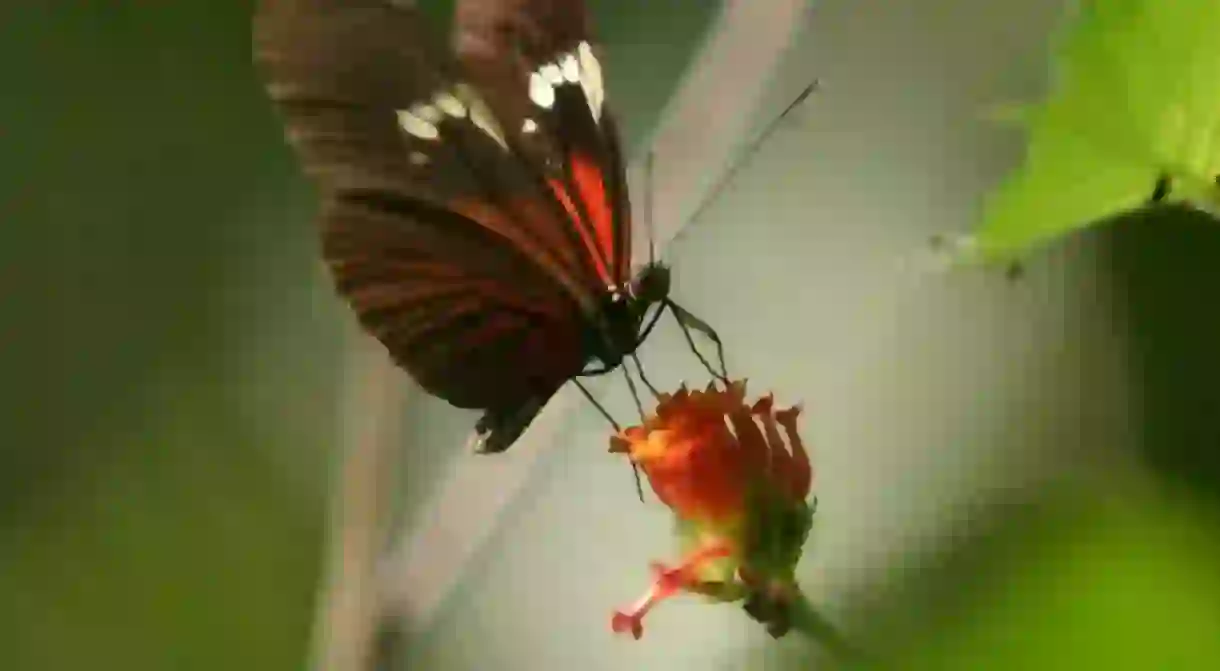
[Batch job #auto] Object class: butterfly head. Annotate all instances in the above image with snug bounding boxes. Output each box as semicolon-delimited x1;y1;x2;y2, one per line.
589;263;671;366
630;262;671;306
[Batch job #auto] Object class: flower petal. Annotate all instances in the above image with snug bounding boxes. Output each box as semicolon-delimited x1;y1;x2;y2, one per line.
775;404;812;500
608;435;630;454
727;379;748;404
728;406;769;480
754;396;799;497
611;611;644;639
609;381;818;639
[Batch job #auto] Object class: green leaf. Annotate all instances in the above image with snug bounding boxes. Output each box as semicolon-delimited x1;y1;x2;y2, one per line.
970;0;1220;264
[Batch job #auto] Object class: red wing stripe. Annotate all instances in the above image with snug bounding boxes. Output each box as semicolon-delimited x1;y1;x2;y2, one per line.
547;152;615;286
572;153;617;283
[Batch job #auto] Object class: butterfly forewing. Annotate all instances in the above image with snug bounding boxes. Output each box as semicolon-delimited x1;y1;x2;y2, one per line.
454;0;633;289
254;0;635;414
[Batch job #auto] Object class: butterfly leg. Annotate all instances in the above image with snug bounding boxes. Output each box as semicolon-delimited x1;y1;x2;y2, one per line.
575;380;644;502
625;304;664;400
620;364;647;421
573;379;621;431
666;299;729;384
630;352;660;399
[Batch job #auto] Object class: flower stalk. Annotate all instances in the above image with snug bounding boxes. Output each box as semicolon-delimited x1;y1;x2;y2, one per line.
791;593;868;662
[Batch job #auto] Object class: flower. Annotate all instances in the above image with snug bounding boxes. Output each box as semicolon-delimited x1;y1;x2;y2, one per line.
608;380;816;640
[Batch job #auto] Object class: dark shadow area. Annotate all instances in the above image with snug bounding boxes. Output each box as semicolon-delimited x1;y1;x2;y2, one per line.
1107;203;1220;500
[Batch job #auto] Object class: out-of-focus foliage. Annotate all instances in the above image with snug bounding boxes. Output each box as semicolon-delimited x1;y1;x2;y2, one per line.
0;1;343;668
969;0;1220;264
764;507;1220;671
901;481;1220;670
758;475;1220;671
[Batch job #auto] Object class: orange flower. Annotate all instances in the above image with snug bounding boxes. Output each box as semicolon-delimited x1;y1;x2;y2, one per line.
609;380;816;639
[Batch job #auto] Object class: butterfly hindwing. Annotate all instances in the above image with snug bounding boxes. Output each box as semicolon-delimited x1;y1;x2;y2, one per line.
321;191;585;410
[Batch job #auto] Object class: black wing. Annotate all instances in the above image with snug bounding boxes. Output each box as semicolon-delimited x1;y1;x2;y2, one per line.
253;0;633;437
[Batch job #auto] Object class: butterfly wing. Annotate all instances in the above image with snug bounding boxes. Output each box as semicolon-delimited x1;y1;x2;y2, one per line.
453;0;634;290
254;0;634;450
254;0;583;409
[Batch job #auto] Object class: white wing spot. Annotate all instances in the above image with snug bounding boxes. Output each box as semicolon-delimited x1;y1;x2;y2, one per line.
455;83;508;150
408;151;429;166
528;71;555;109
411;103;443;125
434;91;467;118
540;63;564;85
577;41;604;121
559;53;580;83
522;118;538;134
396;109;439;140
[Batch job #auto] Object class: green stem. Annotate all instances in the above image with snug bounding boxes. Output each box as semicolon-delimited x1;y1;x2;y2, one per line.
788;590;873;669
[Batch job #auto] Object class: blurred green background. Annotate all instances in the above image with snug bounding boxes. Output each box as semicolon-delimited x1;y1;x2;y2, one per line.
5;1;1220;670
1;3;341;669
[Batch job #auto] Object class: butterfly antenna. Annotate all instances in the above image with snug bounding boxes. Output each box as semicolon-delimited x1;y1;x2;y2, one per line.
644;148;657;265
682;79;819;232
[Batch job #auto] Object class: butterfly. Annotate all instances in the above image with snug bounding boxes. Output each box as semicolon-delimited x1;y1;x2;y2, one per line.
253;0;735;455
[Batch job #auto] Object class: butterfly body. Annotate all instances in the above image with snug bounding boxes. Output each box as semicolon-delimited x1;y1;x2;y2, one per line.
470;261;670;454
255;0;681;454
584;262;670;368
